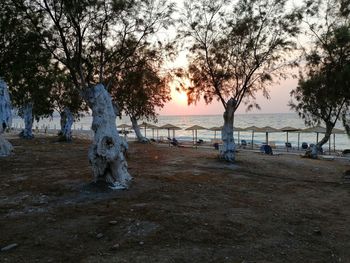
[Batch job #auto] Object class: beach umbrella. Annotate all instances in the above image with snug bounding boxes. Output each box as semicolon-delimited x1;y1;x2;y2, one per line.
303;126;345;153
117;123;132;138
117;123;131;129
243;126;260;149
281;126;300;151
185;125;207;147
160;123;182;139
331;128;345;152
255;126;280;145
117;123;131;133
209;126;222;140
139;122;152;137
148;124;159;139
234;127;245;145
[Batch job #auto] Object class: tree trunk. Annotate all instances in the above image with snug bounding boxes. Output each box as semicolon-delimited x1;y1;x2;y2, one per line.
19;103;34;139
305;123;333;159
0;79;13;156
130;116;149;143
220;98;236;162
83;84;132;190
59;108;73;142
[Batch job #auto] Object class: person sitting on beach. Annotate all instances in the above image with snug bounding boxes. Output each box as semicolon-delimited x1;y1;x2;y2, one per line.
171;138;179;146
260;144;273;155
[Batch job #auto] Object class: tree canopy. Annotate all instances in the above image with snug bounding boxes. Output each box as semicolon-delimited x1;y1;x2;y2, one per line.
178;0;302;112
0;0;54;121
18;0;175;91
290;0;350;149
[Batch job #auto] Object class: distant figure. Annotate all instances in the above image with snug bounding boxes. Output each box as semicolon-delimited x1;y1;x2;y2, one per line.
213;142;219;150
302;142;308;149
260;144;273;155
197;139;204;144
171;138;178;147
285;142;292;148
241;140;247;147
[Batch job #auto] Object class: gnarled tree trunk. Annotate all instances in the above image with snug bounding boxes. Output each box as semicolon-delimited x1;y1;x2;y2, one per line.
305;122;333;159
130;116;149;143
19;103;34;139
59;108;74;142
0;79;13;156
84;84;132;190
220;98;236;162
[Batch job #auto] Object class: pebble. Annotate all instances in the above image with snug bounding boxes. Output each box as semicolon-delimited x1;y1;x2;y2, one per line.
1;243;18;251
109;221;117;225
111;243;120;250
139;241;144;245
96;233;104;239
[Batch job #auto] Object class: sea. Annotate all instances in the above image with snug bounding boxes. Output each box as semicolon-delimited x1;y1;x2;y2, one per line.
10;113;350;151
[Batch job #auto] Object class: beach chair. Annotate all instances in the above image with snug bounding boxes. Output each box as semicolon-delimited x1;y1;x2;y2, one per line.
240;140;247;149
170;138;179;147
196;139;204;144
301;142;308;149
285;142;292;148
260;144;273;155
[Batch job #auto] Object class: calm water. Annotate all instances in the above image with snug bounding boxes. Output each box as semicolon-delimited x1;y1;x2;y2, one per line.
11;113;350;150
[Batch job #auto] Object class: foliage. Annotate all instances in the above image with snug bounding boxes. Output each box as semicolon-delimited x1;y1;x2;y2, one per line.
290;0;350;145
0;0;54;121
109;43;172;123
18;0;176;92
178;0;302;112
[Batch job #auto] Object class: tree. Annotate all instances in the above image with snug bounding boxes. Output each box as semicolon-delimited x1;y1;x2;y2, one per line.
0;80;13;156
290;0;350;158
18;0;175;189
110;44;172;143
49;65;87;142
0;0;54;139
178;0;301;162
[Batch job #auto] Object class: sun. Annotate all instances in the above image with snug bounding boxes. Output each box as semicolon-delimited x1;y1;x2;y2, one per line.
176;90;188;103
170;78;190;105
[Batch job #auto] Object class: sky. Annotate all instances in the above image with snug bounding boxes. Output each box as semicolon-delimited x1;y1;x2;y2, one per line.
159;77;298;115
158;50;299;116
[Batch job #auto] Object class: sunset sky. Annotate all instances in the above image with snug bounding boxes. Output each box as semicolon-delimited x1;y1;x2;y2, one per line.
158;50;299;116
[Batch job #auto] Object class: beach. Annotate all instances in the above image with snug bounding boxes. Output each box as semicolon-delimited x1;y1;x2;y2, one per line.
1;133;350;262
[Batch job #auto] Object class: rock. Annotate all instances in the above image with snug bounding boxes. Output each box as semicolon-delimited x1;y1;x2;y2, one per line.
287;230;294;236
109;221;117;225
1;243;18;251
139;241;144;245
313;229;322;235
110;243;120;250
96;233;104;239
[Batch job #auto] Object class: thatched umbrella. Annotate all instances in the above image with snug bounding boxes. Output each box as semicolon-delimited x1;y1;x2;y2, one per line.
139;122;152;138
117;123;132;137
255;126;280;145
148;124;159;139
160;123;182;139
185;125;207;147
280;126;300;151
243;126;260;149
209;126;222;140
234;126;245;145
303;126;345;153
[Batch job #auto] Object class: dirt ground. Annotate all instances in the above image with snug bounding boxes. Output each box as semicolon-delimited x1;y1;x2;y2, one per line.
1;136;350;263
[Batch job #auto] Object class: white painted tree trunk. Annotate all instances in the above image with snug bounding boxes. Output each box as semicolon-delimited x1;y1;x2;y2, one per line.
220;98;236;162
84;84;132;190
130;116;149;143
0;79;13;156
305;124;332;159
59;108;73;142
19;103;34;139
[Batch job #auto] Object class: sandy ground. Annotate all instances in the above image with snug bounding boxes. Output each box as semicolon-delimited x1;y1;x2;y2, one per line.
1;135;350;263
